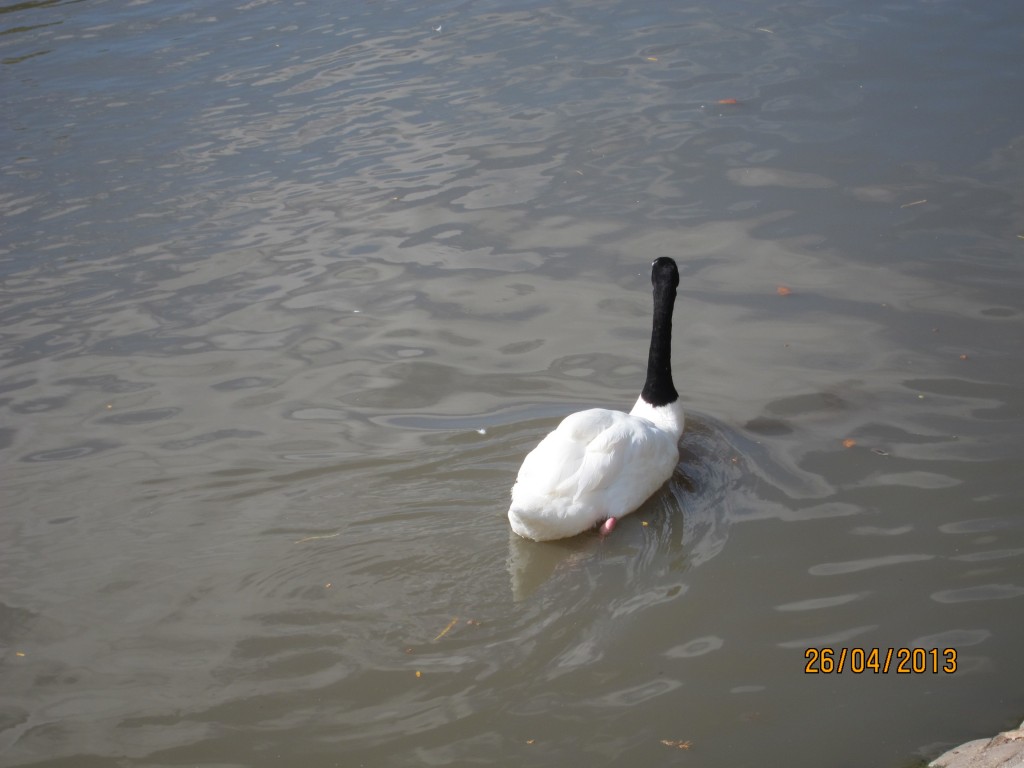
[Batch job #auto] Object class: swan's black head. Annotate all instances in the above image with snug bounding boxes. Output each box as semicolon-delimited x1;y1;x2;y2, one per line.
651;257;679;289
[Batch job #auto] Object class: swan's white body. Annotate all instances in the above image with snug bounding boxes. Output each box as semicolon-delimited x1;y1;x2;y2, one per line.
508;396;685;541
508;257;685;542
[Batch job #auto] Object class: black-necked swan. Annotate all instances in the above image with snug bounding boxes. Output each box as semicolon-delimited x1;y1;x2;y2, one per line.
508;257;685;541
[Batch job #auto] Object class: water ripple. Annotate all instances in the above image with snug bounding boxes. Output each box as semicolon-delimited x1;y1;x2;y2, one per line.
931;584;1024;604
809;554;934;576
20;440;120;462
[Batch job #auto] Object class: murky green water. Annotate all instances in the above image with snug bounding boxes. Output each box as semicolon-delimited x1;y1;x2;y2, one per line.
2;1;1023;766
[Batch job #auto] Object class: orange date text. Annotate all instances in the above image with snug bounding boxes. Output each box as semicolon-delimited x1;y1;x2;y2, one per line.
804;647;957;674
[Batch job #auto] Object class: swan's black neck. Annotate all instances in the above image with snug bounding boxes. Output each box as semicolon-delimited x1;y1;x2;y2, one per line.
640;258;679;407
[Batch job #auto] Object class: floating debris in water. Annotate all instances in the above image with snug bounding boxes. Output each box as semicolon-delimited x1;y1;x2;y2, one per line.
660;739;693;750
294;532;340;544
433;617;459;642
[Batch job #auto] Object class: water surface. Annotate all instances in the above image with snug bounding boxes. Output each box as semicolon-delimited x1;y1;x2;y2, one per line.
2;1;1023;766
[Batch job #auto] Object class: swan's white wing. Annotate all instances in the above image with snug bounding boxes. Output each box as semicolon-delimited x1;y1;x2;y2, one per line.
512;409;616;496
571;418;643;496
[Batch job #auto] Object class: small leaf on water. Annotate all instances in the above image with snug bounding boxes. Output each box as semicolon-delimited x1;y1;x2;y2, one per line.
433;617;459;642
